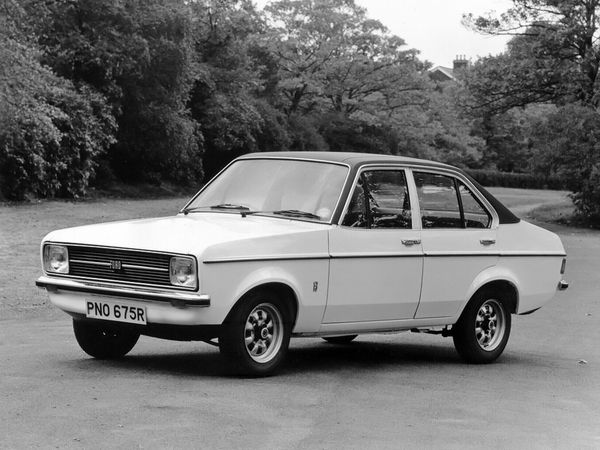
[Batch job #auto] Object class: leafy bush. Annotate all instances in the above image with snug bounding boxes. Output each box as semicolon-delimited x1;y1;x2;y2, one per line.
529;104;600;225
467;170;567;190
0;34;115;200
29;0;201;187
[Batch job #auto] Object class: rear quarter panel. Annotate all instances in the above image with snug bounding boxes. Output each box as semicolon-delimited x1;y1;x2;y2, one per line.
494;221;565;314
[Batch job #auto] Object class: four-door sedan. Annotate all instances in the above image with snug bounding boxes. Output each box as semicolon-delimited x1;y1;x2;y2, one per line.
36;152;569;376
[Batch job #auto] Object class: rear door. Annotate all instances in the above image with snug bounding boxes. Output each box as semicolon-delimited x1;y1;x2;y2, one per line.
412;170;499;319
324;167;423;323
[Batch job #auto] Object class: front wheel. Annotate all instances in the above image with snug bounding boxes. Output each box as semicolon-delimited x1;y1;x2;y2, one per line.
219;291;292;376
452;291;511;364
73;319;140;359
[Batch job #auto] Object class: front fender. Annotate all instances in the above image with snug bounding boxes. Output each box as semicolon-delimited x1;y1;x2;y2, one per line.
201;259;329;332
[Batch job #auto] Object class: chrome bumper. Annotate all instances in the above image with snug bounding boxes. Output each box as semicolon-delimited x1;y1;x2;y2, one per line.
35;276;210;307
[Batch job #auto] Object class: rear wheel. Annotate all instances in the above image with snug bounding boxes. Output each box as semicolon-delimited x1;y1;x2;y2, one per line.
452;291;511;364
219;291;292;376
322;335;358;344
73;319;139;359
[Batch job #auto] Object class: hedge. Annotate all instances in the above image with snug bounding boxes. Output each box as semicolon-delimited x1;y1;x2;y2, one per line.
466;169;568;190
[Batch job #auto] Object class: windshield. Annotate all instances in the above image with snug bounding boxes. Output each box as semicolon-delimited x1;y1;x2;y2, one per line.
184;158;349;222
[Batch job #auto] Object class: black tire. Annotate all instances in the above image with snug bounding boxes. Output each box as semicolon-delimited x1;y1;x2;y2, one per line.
219;290;292;377
322;335;358;344
452;290;511;364
73;319;140;359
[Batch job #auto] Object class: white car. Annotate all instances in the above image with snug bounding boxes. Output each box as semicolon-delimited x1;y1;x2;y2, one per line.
36;152;569;376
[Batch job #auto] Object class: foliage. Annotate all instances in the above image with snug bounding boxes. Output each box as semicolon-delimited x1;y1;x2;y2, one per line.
109;0;201;183
528;104;600;224
467;169;566;190
262;0;430;118
470;104;556;172
259;0;482;167
187;1;290;178
462;1;600;223
0;2;115;200
2;0;490;200
27;0;201;185
464;0;600;110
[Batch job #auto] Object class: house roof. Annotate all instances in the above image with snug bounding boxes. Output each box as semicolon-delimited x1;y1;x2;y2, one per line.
428;65;455;81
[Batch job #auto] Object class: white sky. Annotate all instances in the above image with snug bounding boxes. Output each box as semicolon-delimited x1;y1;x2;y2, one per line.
254;0;514;67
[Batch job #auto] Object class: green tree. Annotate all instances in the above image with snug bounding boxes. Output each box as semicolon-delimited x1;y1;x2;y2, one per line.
463;0;600;223
263;0;429;117
27;0;202;184
189;0;292;178
529;104;600;224
110;0;201;183
0;0;115;200
464;0;600;109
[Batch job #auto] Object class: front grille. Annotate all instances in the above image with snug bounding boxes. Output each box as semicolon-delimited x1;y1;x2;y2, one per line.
67;245;174;288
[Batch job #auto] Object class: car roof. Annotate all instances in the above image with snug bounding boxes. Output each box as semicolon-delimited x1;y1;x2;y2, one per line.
239;151;456;171
237;151;520;225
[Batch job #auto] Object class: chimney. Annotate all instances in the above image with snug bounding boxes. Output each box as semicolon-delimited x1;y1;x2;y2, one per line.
453;55;469;71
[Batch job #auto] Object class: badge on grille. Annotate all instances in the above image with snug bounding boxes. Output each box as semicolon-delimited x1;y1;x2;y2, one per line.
109;260;123;271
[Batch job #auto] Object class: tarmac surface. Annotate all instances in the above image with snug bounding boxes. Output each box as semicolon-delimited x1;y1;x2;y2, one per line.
1;225;599;449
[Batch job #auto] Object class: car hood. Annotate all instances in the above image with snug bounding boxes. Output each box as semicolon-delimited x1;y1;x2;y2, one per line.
42;212;330;258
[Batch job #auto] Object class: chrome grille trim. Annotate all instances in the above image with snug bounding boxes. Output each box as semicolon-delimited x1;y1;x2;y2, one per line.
43;243;198;292
69;259;169;272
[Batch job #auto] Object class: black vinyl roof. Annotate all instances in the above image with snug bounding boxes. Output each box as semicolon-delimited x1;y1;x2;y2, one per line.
240;151;455;170
238;152;520;224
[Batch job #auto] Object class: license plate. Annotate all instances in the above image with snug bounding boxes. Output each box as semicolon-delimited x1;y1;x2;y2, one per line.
85;300;146;325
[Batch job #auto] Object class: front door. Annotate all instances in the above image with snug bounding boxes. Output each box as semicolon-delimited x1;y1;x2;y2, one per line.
323;168;423;324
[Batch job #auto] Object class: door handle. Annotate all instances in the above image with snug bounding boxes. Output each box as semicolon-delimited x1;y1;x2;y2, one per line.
402;239;421;246
480;239;496;246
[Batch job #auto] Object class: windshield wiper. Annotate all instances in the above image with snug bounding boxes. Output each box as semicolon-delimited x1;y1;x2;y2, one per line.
181;204;250;215
181;206;206;215
182;205;320;220
272;209;321;220
209;203;250;211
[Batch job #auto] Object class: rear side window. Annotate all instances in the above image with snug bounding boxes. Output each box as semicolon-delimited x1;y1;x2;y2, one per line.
414;172;462;228
414;172;491;229
458;182;491;228
342;170;411;229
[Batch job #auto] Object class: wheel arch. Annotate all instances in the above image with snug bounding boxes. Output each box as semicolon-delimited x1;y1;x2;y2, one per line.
462;265;520;314
224;282;299;328
459;279;519;320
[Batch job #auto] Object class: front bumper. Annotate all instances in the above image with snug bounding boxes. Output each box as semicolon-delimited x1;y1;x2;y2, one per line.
36;276;213;327
36;276;210;306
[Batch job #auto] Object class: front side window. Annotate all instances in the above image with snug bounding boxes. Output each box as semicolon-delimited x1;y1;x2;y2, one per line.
342;169;411;229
